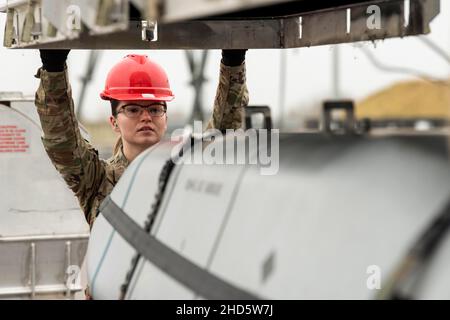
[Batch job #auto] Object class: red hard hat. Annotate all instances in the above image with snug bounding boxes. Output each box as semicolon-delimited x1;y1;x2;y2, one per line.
100;54;174;102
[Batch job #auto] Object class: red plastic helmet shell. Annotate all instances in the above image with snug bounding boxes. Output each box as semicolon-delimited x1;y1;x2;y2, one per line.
100;54;174;102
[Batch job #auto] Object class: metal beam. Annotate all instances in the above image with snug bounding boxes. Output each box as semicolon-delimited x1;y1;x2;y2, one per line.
2;0;441;49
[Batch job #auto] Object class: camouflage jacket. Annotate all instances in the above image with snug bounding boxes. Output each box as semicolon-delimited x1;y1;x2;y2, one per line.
34;62;249;228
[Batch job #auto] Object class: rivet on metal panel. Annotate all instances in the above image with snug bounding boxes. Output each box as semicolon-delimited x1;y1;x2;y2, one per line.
29;242;36;299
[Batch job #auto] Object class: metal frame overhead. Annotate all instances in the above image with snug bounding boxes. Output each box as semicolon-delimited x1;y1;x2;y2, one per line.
1;0;441;49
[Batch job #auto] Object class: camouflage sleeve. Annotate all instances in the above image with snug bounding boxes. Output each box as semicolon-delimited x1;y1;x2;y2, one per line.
34;67;106;224
206;62;249;131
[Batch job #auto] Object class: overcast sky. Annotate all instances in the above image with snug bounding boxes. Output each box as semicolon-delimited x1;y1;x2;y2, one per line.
0;1;448;125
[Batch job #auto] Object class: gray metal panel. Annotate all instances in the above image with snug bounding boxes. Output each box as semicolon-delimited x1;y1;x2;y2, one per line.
0;104;88;237
99;196;260;299
87;139;176;299
90;133;450;299
415;233;450;299
209;134;450;299
0;101;89;298
128;160;246;299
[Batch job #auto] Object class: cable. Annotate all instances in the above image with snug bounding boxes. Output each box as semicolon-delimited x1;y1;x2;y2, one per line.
418;36;450;66
376;197;450;300
357;44;446;84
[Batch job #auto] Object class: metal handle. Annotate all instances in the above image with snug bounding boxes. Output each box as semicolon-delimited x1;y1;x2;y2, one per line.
323;100;355;134
141;20;158;41
244;106;272;130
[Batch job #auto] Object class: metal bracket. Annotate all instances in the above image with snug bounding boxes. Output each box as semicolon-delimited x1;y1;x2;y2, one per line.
323;100;356;134
141;20;158;41
244;106;273;130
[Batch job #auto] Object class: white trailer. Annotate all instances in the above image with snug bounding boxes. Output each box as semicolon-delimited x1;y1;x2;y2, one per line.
0;92;90;299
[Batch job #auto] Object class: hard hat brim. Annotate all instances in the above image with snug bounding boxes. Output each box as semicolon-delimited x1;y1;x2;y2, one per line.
100;87;174;102
100;92;175;102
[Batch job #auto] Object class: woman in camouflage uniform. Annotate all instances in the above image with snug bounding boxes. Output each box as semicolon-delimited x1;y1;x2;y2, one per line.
35;49;249;228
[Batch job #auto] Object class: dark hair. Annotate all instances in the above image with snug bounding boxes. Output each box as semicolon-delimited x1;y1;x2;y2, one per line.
110;99;119;117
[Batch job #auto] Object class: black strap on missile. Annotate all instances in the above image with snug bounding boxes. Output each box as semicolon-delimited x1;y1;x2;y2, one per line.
119;135;195;299
377;197;450;300
99;195;260;300
118;158;177;299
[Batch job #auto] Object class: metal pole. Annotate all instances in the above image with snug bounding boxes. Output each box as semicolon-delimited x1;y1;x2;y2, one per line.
333;45;341;99
29;242;36;299
186;50;209;124
65;241;72;299
76;50;101;120
278;50;287;129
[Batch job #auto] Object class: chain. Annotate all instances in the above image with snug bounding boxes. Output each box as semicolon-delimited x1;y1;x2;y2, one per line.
119;136;193;299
